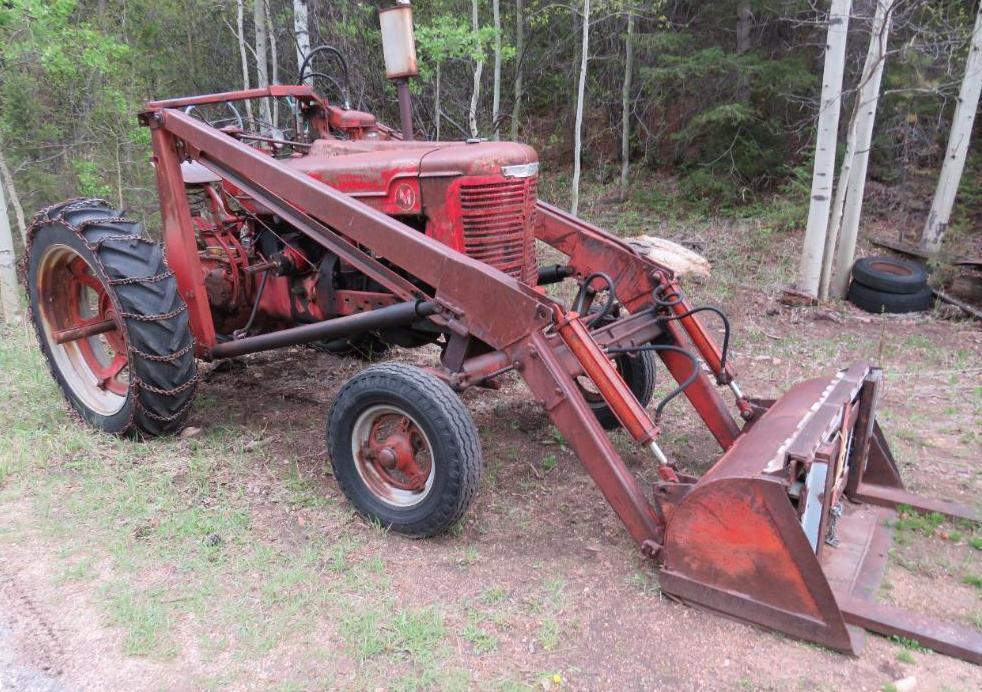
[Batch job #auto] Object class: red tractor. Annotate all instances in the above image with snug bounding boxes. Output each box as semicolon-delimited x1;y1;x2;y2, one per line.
23;11;980;663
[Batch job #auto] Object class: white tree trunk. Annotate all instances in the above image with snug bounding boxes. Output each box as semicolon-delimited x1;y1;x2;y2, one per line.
469;0;484;138
511;0;524;141
920;5;982;254
294;0;310;84
619;10;635;201
827;0;895;298
798;0;852;297
236;0;254;122
0;147;26;244
254;0;273;128
492;0;502;139
435;63;442;141
266;0;279;128
0;163;21;323
570;0;590;216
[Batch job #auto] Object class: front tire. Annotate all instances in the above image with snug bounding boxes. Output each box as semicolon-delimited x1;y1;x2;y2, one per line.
327;364;482;537
26;199;197;436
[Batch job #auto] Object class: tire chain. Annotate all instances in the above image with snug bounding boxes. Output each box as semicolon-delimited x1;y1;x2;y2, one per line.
25;198;199;436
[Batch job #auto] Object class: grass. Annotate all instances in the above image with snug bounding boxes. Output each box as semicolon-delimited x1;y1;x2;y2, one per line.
890;635;929;653
895;649;916;665
463;611;498;654
628;569;661;595
0;324;557;687
893;507;945;536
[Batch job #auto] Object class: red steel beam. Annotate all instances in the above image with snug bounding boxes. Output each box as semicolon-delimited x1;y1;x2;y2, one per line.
147;123;217;351
513;331;665;548
146;85;321;110
838;595;982;664
659;319;741;450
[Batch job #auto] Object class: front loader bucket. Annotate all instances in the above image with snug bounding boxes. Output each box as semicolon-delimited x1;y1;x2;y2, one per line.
655;364;982;663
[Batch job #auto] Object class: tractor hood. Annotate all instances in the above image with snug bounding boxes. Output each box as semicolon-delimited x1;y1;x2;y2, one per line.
283;139;538;215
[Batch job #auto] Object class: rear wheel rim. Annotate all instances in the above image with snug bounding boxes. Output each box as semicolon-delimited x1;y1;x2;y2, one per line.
35;244;129;416
351;404;435;508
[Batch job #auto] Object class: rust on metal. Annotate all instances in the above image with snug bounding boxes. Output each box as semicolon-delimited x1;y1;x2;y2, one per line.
52;317;117;344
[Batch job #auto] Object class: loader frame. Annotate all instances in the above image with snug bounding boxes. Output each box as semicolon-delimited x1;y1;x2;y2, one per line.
140;87;980;663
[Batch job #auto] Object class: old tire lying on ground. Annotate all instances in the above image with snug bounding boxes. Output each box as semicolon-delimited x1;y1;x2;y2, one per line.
26;198;198;436
851;256;928;294
846;281;934;314
327;363;483;537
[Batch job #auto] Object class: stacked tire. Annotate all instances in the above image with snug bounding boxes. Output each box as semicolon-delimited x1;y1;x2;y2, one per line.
846;257;933;314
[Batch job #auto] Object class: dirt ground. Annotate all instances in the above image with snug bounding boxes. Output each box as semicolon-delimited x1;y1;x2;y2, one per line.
0;208;979;690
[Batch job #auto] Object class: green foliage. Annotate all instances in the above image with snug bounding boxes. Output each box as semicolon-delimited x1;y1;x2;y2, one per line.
0;0;150;217
73;160;113;199
0;0;975;224
637;25;814;207
416;15;499;66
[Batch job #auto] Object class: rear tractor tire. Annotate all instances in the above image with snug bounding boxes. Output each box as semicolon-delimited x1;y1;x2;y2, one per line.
26;199;198;436
580;309;657;430
327;364;483;537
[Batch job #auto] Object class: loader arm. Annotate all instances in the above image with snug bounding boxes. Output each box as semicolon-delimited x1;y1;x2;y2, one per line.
143;106;980;663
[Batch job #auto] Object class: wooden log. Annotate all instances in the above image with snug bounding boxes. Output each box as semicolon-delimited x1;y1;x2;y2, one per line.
626;235;712;278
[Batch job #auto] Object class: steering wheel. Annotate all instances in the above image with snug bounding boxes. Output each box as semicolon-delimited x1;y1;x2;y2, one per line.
184;102;245;130
298;45;352;109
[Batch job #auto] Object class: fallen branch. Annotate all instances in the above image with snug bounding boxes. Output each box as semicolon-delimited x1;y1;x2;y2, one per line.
933;288;982;321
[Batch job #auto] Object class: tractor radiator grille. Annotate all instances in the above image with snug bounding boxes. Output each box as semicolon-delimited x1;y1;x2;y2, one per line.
459;178;538;284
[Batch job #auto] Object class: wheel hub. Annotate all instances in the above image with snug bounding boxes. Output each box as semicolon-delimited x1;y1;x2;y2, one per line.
35;244;128;415
352;406;435;507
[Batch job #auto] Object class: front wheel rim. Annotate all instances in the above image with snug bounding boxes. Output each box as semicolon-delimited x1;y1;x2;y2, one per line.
35;244;129;416
351;404;435;508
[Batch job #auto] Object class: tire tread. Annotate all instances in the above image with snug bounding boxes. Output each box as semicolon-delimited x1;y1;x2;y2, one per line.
27;199;197;436
328;363;482;537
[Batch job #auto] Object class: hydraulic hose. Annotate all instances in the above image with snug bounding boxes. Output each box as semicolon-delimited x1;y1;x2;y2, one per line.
655;306;732;374
605;343;702;421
